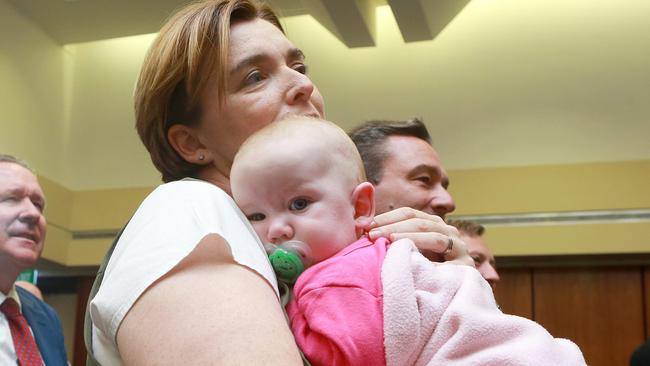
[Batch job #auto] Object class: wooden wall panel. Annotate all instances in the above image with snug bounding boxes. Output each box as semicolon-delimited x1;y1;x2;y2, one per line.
645;267;650;339
493;268;533;319
73;276;95;366
534;267;644;366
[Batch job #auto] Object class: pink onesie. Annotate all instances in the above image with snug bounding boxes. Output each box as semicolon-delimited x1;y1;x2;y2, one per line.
286;236;389;366
287;236;586;366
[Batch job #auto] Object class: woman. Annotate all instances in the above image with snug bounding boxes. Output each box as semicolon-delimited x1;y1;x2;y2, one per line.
88;1;471;364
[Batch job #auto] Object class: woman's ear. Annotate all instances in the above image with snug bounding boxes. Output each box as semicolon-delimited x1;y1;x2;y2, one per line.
351;182;375;231
168;124;210;164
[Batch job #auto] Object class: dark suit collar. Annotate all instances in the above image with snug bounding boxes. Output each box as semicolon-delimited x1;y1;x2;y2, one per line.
16;286;48;328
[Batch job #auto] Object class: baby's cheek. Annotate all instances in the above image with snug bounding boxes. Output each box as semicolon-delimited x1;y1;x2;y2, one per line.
251;223;267;243
310;239;345;263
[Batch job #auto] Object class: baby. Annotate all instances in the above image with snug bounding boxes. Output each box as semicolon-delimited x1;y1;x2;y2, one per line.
231;117;585;366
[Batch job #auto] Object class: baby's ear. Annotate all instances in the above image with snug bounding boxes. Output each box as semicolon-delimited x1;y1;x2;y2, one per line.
352;182;375;230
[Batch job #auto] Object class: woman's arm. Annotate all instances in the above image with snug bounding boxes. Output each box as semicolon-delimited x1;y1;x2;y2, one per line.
368;207;474;266
116;234;302;365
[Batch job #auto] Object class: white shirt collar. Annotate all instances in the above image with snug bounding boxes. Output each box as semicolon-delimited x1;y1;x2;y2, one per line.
0;285;22;311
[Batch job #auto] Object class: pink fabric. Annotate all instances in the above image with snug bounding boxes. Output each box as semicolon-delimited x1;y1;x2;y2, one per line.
287;236;389;366
382;239;586;366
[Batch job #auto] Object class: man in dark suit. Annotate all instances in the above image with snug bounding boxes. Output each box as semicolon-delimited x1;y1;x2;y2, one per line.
0;154;68;365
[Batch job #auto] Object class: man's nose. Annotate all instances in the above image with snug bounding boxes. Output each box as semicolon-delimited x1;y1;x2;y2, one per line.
18;199;42;226
480;262;500;285
431;187;456;218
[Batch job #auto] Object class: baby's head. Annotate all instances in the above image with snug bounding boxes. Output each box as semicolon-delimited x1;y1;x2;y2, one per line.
231;116;375;264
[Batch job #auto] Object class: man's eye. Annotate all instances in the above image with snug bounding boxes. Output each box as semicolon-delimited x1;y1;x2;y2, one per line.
292;63;307;74
289;198;310;211
247;213;266;221
33;201;44;212
415;176;432;185
1;196;18;204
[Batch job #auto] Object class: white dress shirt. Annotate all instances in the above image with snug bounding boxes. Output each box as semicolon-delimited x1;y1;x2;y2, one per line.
1;286;22;366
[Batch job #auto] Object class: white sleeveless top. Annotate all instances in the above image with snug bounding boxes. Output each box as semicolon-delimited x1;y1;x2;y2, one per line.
89;178;277;365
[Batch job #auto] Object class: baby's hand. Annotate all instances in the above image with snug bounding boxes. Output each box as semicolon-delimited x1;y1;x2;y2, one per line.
368;207;473;266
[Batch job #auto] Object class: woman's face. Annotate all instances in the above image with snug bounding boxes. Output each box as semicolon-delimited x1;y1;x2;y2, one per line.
196;18;325;173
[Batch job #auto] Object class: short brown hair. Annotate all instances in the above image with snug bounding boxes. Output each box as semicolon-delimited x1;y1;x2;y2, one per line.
348;118;431;185
447;219;485;237
134;0;282;182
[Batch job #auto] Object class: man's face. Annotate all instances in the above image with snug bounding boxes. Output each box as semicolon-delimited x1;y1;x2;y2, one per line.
0;163;47;273
461;233;499;289
374;135;456;219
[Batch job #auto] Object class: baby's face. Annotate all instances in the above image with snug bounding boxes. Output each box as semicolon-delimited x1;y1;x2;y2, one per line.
232;150;359;264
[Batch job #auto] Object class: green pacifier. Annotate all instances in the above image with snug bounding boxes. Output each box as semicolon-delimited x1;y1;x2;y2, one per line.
265;240;313;284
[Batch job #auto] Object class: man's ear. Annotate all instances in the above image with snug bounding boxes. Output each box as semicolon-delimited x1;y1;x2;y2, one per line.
351;182;375;230
167;124;210;164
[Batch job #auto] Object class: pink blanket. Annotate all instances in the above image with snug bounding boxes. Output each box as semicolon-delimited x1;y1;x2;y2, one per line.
382;239;586;366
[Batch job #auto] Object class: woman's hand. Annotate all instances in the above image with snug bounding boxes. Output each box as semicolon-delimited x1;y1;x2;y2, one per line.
367;207;474;266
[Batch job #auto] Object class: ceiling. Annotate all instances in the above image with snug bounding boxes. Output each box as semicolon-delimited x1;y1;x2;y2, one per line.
7;0;469;46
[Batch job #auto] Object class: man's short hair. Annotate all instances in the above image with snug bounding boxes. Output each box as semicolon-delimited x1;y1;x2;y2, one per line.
0;154;32;171
447;219;485;237
348;118;431;185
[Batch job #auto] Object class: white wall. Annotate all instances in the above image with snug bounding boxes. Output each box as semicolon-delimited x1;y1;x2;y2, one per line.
0;0;69;184
2;0;650;190
63;35;160;190
286;1;650;170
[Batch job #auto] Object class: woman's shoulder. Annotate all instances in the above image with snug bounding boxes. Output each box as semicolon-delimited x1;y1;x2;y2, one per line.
149;178;228;199
140;178;236;214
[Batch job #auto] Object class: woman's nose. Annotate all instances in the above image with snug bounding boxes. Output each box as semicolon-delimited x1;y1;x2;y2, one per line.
268;220;294;244
285;70;315;105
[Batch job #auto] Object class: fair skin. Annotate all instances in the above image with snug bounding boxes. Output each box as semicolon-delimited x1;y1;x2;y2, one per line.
462;233;500;289
231;128;374;264
373;135;456;219
168;18;324;192
119;19;319;365
119;17;470;365
0;162;46;294
368;135;469;263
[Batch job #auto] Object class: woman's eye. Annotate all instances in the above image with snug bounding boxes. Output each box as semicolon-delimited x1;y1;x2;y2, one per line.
247;213;266;221
289;198;310;211
292;63;308;74
243;70;265;86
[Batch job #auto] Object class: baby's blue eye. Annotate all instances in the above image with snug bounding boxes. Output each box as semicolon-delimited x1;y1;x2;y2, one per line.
247;213;266;221
289;198;310;211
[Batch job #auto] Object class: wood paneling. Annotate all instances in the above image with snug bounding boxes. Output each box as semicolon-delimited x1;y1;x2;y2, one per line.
493;268;532;319
73;277;95;366
534;267;644;366
645;267;650;339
